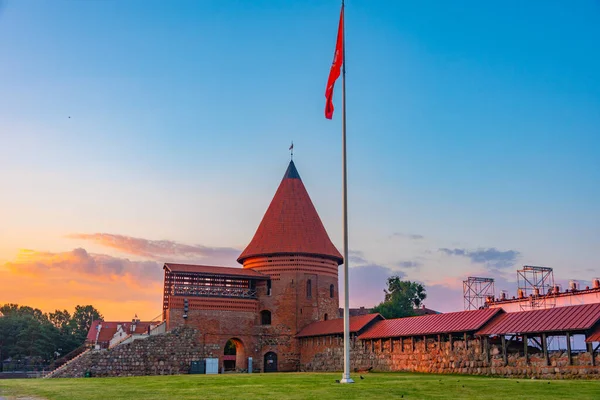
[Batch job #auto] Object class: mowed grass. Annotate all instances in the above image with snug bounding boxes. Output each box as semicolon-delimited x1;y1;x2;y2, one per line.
1;372;600;400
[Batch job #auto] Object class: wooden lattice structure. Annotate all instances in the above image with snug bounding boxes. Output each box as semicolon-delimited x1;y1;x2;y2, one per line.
162;263;269;319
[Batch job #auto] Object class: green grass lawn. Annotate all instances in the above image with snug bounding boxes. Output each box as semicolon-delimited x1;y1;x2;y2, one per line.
1;372;599;400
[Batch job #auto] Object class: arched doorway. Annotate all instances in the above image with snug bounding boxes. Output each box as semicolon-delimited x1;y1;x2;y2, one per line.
264;351;277;373
223;338;246;372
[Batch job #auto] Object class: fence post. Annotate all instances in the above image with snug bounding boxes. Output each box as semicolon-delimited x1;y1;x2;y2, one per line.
501;336;507;366
523;334;528;365
542;333;549;366
566;332;572;366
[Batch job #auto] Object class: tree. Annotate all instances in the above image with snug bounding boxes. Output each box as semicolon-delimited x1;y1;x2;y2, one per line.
70;305;103;342
0;303;104;365
0;304;49;323
49;309;79;357
224;340;236;355
371;277;427;319
0;312;59;362
0;304;19;316
49;310;72;331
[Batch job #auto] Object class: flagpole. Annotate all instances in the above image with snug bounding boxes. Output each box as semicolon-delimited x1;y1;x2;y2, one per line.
340;0;353;384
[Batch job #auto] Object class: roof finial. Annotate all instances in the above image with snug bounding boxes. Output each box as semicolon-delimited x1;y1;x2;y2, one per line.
289;141;294;160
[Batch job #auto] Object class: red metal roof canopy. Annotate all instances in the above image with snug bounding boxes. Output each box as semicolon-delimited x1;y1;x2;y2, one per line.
477;303;600;336
164;263;268;279
585;324;600;343
238;161;343;265
297;314;382;338
358;308;502;340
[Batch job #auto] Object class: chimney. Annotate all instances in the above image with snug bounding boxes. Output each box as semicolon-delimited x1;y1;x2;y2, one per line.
553;284;561;294
131;315;138;333
569;280;579;291
593;278;600;289
533;287;540;296
517;289;525;299
500;291;507;301
94;322;102;347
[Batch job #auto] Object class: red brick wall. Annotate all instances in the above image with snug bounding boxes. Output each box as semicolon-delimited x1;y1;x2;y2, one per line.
246;255;339;332
167;306;258;371
162;254;341;372
245;254;340;371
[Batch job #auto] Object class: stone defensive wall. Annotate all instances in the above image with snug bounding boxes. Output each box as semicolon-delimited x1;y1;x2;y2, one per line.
297;304;600;379
54;304;600;379
300;335;600;379
52;327;204;378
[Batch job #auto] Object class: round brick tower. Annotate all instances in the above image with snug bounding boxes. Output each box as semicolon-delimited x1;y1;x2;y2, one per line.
238;160;342;370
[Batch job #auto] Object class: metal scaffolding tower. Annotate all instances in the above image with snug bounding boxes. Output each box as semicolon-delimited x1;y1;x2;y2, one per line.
463;277;495;310
517;265;555;310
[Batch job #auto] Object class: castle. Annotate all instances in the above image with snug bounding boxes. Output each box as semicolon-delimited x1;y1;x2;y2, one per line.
65;160;600;379
162;160;363;372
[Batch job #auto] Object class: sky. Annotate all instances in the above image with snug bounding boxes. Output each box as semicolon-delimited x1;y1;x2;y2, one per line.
1;0;599;320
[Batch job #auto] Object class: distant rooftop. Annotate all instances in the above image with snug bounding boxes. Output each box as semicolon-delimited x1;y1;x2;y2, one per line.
297;314;383;338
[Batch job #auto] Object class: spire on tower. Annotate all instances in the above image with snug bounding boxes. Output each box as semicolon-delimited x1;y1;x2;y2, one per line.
237;160;342;265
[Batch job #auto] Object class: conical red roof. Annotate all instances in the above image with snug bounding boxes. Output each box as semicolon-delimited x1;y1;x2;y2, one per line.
238;161;343;265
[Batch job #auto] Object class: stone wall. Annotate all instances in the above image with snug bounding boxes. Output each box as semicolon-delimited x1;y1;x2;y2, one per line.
52;327;203;378
300;335;600;379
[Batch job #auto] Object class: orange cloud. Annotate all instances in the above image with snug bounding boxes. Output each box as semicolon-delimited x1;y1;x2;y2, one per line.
1;248;164;320
1;232;247;320
67;233;240;265
6;247;163;284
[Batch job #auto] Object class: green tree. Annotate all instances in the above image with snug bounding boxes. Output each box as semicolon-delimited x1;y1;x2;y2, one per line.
0;303;104;365
0;304;19;315
49;309;79;357
0;312;59;362
49;310;72;331
70;305;103;342
0;304;49;323
224;340;236;355
371;277;427;319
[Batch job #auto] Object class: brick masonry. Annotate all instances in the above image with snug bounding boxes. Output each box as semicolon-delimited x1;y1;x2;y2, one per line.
53;327;203;378
300;335;600;379
165;255;340;373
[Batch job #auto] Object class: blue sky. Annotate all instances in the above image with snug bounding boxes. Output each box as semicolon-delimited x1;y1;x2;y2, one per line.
1;0;599;318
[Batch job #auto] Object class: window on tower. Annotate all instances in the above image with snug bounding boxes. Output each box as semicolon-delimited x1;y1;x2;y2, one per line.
330;284;334;298
260;310;271;325
306;279;312;298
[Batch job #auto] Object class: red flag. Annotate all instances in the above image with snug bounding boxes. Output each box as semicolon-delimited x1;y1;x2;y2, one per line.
325;5;344;119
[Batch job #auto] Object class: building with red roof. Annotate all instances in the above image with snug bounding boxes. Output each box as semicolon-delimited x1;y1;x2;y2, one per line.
162;160;345;372
79;160;600;378
86;317;159;349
